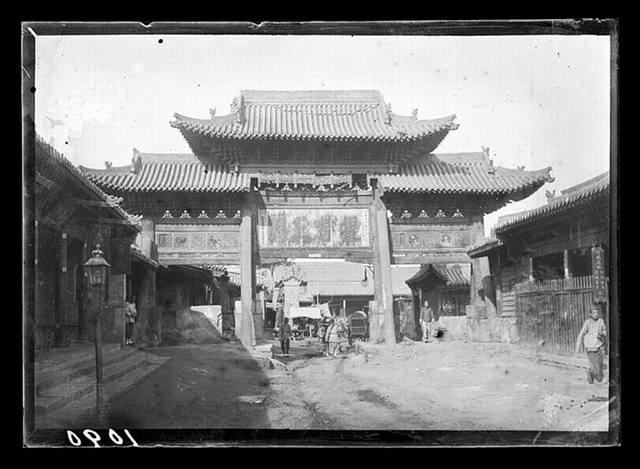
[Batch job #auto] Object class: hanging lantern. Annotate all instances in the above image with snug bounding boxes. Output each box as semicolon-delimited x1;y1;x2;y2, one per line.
84;244;111;286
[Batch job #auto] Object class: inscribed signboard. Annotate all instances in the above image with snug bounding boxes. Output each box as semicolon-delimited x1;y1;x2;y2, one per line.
591;245;607;303
258;208;370;248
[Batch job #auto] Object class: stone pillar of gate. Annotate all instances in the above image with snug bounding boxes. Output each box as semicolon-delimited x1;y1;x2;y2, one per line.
371;179;395;345
239;191;257;347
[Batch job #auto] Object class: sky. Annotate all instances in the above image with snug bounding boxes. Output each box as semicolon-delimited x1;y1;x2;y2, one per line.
31;29;612;236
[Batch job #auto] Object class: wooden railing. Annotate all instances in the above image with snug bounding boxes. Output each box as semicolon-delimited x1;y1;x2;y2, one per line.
514;275;608;354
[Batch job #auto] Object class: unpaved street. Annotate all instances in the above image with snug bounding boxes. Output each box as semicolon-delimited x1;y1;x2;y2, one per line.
268;339;611;433
77;338;611;439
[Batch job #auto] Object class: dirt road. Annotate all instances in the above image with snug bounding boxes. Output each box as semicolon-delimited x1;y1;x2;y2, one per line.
270;339;611;433
85;337;612;442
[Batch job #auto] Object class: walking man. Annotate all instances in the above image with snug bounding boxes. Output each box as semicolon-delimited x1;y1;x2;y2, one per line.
279;317;292;356
420;300;435;342
574;305;607;385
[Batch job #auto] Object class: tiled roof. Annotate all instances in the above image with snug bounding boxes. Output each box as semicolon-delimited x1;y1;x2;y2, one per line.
274;262;422;297
391;265;422;296
79;153;250;193
80;151;552;196
405;263;471;287
35;136;134;223
466;236;503;258
171;90;458;144
493;171;609;233
295;262;373;297
376;153;553;194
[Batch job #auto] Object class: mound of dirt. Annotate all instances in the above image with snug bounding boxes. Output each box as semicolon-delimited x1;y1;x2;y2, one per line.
161;308;227;345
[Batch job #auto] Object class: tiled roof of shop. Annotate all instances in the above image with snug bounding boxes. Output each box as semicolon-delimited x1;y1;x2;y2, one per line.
36;136;134;222
493;171;609;233
283;262;422;297
79;153;251;193
80;151;552;196
375;153;553;194
405;263;471;287
466;236;504;258
170;90;459;143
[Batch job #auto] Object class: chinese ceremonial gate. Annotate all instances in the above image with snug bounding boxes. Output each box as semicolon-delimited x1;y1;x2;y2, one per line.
81;90;553;346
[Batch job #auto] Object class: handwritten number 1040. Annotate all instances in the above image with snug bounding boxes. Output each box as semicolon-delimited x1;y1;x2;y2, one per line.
67;429;139;447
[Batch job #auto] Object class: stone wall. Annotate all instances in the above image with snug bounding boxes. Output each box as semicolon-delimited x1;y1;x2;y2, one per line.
437;316;518;343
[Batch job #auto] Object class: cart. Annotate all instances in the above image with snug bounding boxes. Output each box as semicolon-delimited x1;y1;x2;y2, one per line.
348;311;369;342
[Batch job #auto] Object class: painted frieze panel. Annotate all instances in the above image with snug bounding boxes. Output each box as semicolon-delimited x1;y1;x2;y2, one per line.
155;224;240;264
389;224;473;264
391;225;471;250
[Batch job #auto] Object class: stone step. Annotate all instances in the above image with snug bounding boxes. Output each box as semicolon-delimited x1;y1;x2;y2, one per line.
35;343;122;373
35;351;156;417
35;347;140;394
36;355;171;429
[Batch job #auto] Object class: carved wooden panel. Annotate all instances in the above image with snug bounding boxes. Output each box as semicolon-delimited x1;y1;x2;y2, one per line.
155;224;240;265
390;224;473;264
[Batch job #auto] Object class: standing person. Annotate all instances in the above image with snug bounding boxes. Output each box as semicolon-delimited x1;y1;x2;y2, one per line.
574;305;607;385
326;318;340;357
279;317;292;356
125;295;137;345
318;319;328;355
420;300;435;342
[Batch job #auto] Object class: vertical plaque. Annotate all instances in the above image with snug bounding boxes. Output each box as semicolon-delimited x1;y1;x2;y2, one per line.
591;245;607;303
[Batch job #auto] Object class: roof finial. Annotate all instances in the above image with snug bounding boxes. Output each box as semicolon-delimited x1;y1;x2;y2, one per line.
411;109;418;120
131;148;142;174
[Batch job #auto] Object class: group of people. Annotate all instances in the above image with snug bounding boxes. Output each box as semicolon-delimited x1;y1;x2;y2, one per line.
277;315;347;358
319;317;347;357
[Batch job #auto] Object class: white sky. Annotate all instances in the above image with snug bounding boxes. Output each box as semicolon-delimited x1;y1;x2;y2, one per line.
32;31;612;236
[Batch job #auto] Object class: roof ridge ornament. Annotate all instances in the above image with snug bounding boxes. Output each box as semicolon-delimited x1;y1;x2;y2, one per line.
180;210;191;219
131;148;142;174
127;213;144;226
162;210;173;219
105;195;123;207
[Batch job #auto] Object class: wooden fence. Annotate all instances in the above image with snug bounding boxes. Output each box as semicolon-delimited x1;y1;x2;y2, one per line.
514;275;608;354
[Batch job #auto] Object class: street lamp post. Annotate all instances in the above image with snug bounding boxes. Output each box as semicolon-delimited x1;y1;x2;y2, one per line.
83;244;111;426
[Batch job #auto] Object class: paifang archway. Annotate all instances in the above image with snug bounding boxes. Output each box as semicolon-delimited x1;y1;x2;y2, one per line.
81;89;553;346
